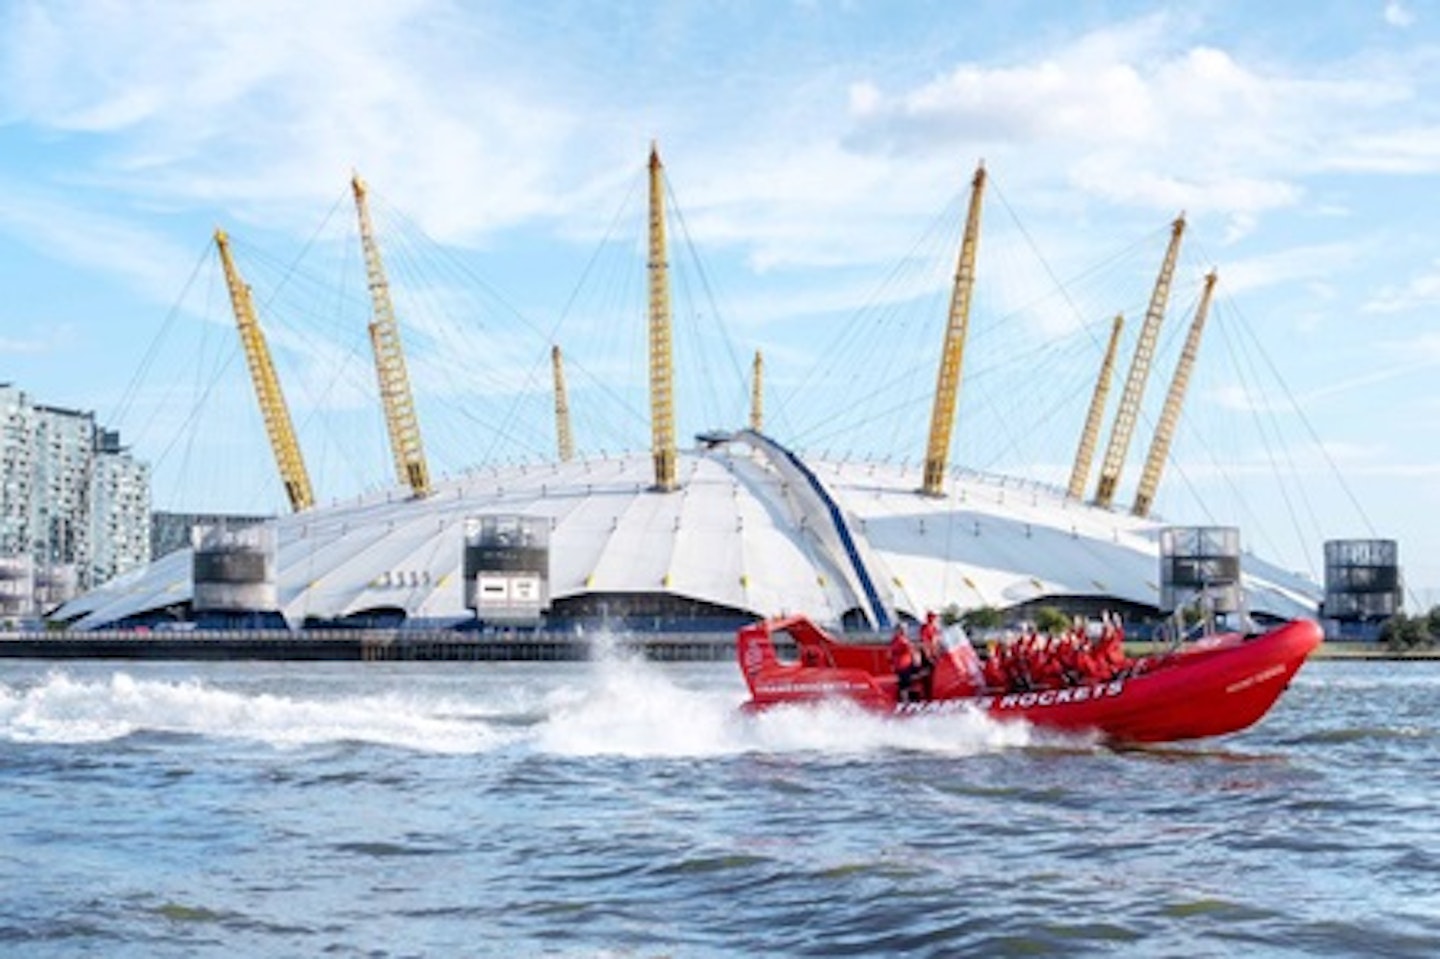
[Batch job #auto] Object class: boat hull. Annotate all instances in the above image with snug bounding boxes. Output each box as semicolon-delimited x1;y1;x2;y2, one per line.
737;617;1322;744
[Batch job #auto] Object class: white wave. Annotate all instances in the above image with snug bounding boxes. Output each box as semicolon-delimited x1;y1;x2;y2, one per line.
0;645;1077;758
744;700;1074;756
531;649;748;758
531;645;1061;758
0;671;512;753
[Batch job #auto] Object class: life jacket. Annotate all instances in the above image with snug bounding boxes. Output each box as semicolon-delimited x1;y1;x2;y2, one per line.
1008;643;1034;692
1098;630;1127;670
983;651;1007;690
1057;636;1084;685
919;625;942;666
1076;645;1106;683
1033;642;1064;689
889;633;915;671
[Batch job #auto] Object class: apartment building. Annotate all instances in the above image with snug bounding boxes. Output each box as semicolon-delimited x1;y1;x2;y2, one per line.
0;384;150;613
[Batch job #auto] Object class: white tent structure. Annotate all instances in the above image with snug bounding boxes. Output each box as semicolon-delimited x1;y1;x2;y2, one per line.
54;432;1319;632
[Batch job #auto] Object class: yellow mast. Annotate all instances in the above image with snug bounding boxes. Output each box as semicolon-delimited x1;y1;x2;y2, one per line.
647;143;678;492
1132;269;1218;517
1066;313;1125;500
552;345;574;463
921;162;987;497
214;229;315;513
1093;214;1186;508
750;350;764;433
351;173;430;498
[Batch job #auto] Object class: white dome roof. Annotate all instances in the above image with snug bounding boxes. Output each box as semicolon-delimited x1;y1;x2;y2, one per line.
57;433;1320;630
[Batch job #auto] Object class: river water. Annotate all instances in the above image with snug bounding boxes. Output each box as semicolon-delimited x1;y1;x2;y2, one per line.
1;649;1436;957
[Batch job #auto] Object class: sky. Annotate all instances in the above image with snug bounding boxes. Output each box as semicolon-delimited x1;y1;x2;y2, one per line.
2;0;1439;602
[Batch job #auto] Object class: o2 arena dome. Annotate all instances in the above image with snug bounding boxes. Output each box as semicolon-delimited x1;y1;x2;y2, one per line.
54;152;1324;633
56;434;1319;633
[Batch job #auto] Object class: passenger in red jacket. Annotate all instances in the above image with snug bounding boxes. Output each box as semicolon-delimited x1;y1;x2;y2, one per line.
1032;636;1065;690
983;641;1008;691
890;624;920;703
919;612;942;661
1096;610;1129;676
1056;632;1084;686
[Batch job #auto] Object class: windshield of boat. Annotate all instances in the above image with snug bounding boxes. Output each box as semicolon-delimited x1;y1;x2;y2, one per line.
941;624;973;652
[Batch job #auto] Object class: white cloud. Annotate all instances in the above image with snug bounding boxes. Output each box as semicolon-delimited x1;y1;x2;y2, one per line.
1208;383;1285;414
0;177;198;304
1385;2;1416;28
0;0;585;242
846;51;1159;153
1208;330;1440;412
1297;358;1440;404
848;81;882;117
1219;241;1369;296
1326;127;1440;174
1069;160;1302;220
841;15;1413;227
0;325;75;354
1160;439;1440;481
2;1;1430;320
1385;331;1440;361
1363;259;1440;313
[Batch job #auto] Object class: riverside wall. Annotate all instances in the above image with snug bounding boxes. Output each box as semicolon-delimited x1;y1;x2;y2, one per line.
1;630;1435;662
0;629;743;662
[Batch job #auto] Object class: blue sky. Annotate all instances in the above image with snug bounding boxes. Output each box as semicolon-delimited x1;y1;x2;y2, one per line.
2;0;1439;601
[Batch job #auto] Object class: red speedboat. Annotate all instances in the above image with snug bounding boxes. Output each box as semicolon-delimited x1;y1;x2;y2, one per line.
737;615;1322;743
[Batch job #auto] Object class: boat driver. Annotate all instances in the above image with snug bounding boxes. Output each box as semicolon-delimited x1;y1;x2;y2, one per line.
890;623;920;703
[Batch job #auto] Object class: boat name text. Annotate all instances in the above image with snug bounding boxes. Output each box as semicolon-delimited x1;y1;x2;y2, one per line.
893;680;1127;714
1225;663;1286;695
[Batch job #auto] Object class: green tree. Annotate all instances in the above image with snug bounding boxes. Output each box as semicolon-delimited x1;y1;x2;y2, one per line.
1381;613;1429;651
1426;605;1440;645
1034;605;1070;636
1380;613;1405;650
960;605;1004;632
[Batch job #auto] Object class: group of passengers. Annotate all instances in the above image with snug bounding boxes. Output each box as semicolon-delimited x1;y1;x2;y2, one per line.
886;610;1132;701
981;611;1130;693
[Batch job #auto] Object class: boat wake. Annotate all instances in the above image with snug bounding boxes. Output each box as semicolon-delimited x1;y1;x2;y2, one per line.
0;653;1091;758
0;669;512;753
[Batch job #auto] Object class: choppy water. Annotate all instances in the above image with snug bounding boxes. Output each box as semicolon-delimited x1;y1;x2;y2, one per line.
1;649;1437;957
